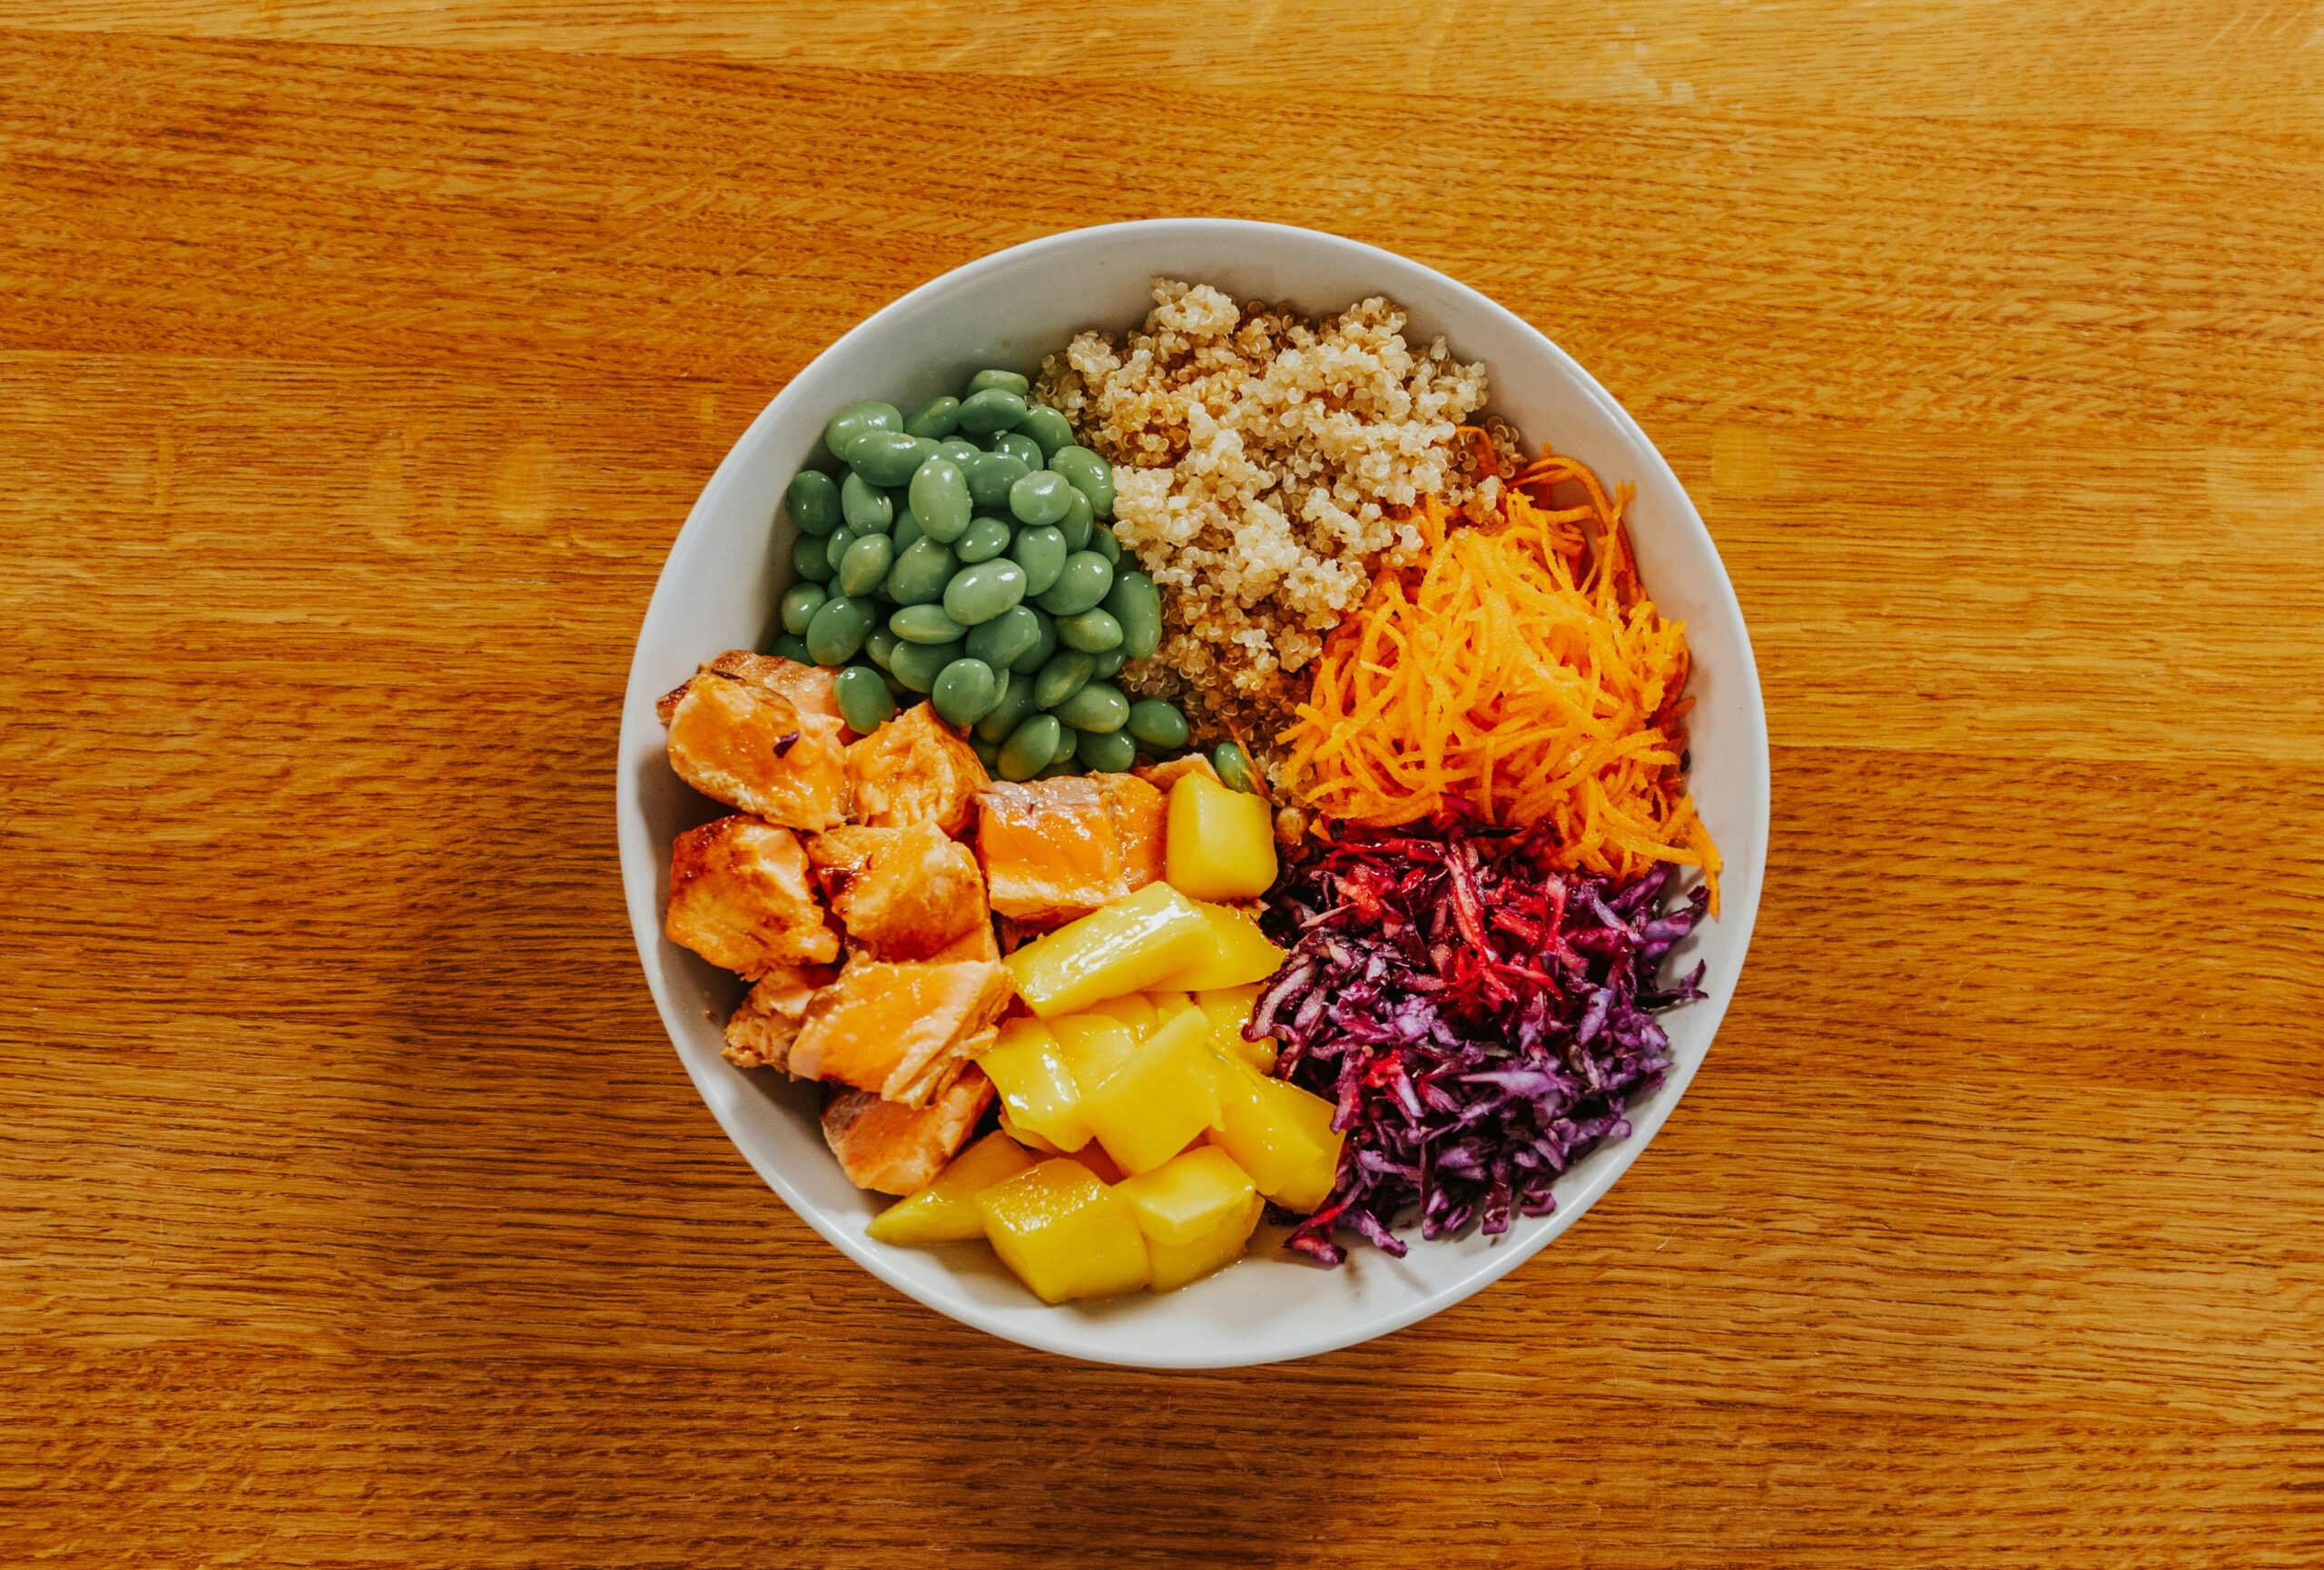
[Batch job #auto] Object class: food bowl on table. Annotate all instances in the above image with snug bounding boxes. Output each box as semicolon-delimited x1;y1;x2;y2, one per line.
615;218;1769;1368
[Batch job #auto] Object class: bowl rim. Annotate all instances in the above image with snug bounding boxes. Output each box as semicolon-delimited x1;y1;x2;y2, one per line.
616;217;1770;1367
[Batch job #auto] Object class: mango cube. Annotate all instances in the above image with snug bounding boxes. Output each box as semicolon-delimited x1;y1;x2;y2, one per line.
1157;901;1287;991
1003;881;1211;1019
1196;983;1278;1073
1079;1008;1221;1175
1050;1012;1142;1094
1145;1192;1265;1292
865;1131;1036;1246
977;1158;1150;1303
1084;992;1157;1041
979;1016;1091;1152
1164;773;1277;902
1148;989;1198;1027
1112;1145;1258;1245
1211;1054;1344;1213
997;1107;1063;1155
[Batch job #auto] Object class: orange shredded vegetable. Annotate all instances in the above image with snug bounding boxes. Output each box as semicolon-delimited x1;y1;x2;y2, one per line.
1279;443;1722;910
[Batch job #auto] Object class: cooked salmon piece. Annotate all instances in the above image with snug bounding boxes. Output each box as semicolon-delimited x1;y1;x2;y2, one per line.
657;652;844;730
665;672;850;832
785;955;1013;1106
665;816;840;974
846;703;990;834
806;821;990;963
973;773;1168;924
820;1064;995;1194
722;962;836;1070
929;921;1000;963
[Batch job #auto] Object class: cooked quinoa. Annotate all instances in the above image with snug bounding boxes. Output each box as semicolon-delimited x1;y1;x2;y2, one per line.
1036;281;1512;757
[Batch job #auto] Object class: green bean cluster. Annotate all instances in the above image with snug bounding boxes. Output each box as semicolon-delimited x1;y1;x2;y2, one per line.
773;369;1191;781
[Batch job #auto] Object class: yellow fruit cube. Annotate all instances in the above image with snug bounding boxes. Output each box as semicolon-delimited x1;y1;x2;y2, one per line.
1079;1008;1222;1175
977;1158;1151;1303
978;1016;1092;1152
865;1131;1037;1246
1050;1012;1141;1094
1157;901;1287;991
1003;881;1212;1019
997;1107;1062;1155
1148;989;1199;1027
1196;983;1278;1073
1211;1054;1344;1213
1085;992;1157;1041
1165;773;1278;902
1145;1192;1265;1292
1112;1145;1258;1245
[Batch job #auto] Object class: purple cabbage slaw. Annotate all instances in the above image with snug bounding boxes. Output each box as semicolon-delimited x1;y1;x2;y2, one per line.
1250;815;1708;1265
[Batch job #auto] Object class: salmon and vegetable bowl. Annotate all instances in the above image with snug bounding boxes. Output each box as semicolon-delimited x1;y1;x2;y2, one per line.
655;281;1721;1305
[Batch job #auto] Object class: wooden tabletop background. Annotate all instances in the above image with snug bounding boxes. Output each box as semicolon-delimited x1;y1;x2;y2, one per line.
5;4;2320;1565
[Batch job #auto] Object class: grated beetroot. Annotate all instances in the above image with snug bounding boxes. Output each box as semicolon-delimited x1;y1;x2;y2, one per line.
1252;814;1707;1265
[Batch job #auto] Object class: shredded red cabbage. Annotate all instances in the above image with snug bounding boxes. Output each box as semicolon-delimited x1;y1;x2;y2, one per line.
1253;815;1708;1266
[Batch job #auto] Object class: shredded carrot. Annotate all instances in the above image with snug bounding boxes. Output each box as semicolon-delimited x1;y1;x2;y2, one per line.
1279;451;1722;911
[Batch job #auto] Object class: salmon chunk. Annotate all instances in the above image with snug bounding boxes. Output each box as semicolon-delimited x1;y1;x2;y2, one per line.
820;1065;996;1195
665;816;840;974
722;962;836;1070
807;822;991;963
846;703;990;834
974;773;1168;924
665;670;850;832
785;955;1013;1106
657;652;843;729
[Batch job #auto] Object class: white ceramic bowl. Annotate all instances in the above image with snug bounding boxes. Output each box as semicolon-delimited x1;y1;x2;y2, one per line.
616;219;1768;1368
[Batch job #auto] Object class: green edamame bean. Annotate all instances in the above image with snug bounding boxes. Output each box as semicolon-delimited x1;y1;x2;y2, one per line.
1019;405;1073;460
970;736;1002;770
904;396;960;439
1090;527;1122;565
1055;679;1129;734
1036;550;1114;616
965;604;1042;671
935;437;980;466
1009;524;1068;596
889;637;964;695
792;530;836;583
1126;699;1188;752
1213;741;1256;793
974;667;1038;743
1102;569;1162;660
864;627;900;670
1057;607;1123;653
841;471;892;533
834;665;896;733
1077;726;1137;773
771;633;813;663
1048;445;1116;518
966;369;1030;397
1059;488;1094;551
960;450;1031;512
955;515;1014;564
1050;724;1082;767
990;431;1043;471
824;525;860;576
891;509;923;554
843;429;926;488
1031;649;1096;709
838;533;893;597
1008;469;1074;528
942;559;1027;627
891;603;968;645
907;459;971;544
1090;647;1127;679
885;538;958;606
779;582;828;637
824;400;901;462
958;387;1029;437
786;469;842;537
804;593;876;666
1012;605;1058;674
931;657;1000;726
997;713;1062;782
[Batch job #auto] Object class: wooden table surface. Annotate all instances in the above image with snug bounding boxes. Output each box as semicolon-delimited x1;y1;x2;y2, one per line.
5;4;2320;1565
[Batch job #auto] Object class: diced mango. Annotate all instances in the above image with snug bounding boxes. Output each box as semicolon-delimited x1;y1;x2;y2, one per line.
1156;901;1286;992
1050;1012;1142;1094
1145;1192;1265;1292
1196;983;1278;1072
865;1131;1036;1246
977;1158;1150;1304
1112;1145;1258;1245
1079;1008;1221;1175
1211;1054;1344;1213
1164;773;1278;902
1148;989;1198;1027
996;1108;1063;1155
978;1016;1092;1152
1085;992;1157;1041
1003;881;1212;1019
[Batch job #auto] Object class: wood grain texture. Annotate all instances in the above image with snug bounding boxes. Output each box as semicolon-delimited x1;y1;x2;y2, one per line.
2;6;2319;1565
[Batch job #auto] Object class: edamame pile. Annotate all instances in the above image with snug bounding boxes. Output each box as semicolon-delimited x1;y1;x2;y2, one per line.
774;370;1189;783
